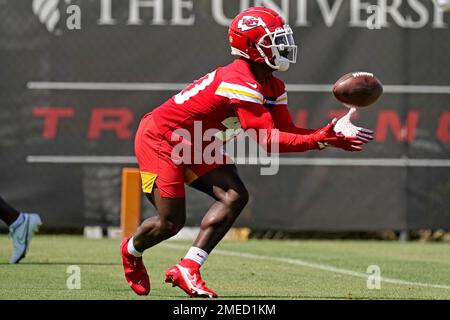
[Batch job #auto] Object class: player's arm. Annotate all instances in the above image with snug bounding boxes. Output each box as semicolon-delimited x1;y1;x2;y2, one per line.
215;80;363;152
266;85;317;134
233;102;364;152
269;95;373;142
269;104;317;135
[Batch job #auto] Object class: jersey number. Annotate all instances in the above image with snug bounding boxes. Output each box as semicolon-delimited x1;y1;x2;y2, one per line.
174;71;216;104
173;71;241;142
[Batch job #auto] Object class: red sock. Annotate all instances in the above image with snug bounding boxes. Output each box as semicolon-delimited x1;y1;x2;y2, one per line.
179;258;200;270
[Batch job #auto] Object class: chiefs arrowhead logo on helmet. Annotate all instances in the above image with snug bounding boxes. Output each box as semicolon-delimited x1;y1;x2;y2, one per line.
237;16;263;31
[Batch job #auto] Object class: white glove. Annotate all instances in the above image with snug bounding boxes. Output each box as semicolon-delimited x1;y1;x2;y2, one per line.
334;106;374;143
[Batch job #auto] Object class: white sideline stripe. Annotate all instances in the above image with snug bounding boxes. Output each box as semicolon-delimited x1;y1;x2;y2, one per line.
25;155;450;167
27;82;450;94
163;243;450;291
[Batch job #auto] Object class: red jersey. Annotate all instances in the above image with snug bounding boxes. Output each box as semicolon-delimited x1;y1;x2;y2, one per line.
135;58;322;197
151;58;317;153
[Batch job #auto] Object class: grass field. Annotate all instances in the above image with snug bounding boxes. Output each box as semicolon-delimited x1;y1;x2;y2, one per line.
0;235;449;300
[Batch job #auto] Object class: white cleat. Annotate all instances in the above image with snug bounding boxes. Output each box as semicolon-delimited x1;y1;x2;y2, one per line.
9;213;42;264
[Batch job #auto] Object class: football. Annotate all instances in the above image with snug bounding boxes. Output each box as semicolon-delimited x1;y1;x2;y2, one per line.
332;72;383;107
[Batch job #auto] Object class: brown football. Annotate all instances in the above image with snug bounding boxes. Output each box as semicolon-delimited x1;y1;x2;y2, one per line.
332;72;383;107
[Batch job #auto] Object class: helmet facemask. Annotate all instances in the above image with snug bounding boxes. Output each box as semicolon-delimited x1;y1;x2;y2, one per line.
257;25;297;71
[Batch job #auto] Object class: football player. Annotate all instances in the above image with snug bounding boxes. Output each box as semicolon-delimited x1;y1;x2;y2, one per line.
0;196;42;264
121;6;373;297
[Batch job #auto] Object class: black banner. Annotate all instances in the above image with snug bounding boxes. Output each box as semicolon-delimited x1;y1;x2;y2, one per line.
0;0;449;230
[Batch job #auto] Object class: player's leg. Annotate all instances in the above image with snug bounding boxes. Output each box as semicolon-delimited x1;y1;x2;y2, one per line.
190;164;248;252
121;112;187;295
0;196;42;264
129;128;187;251
132;189;186;251
0;196;20;226
164;164;248;298
120;186;186;296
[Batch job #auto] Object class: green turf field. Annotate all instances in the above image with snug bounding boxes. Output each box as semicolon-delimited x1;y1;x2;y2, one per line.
0;235;449;300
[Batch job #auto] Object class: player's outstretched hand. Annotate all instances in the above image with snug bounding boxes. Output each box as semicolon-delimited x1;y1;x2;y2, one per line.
315;118;366;152
334;107;374;143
